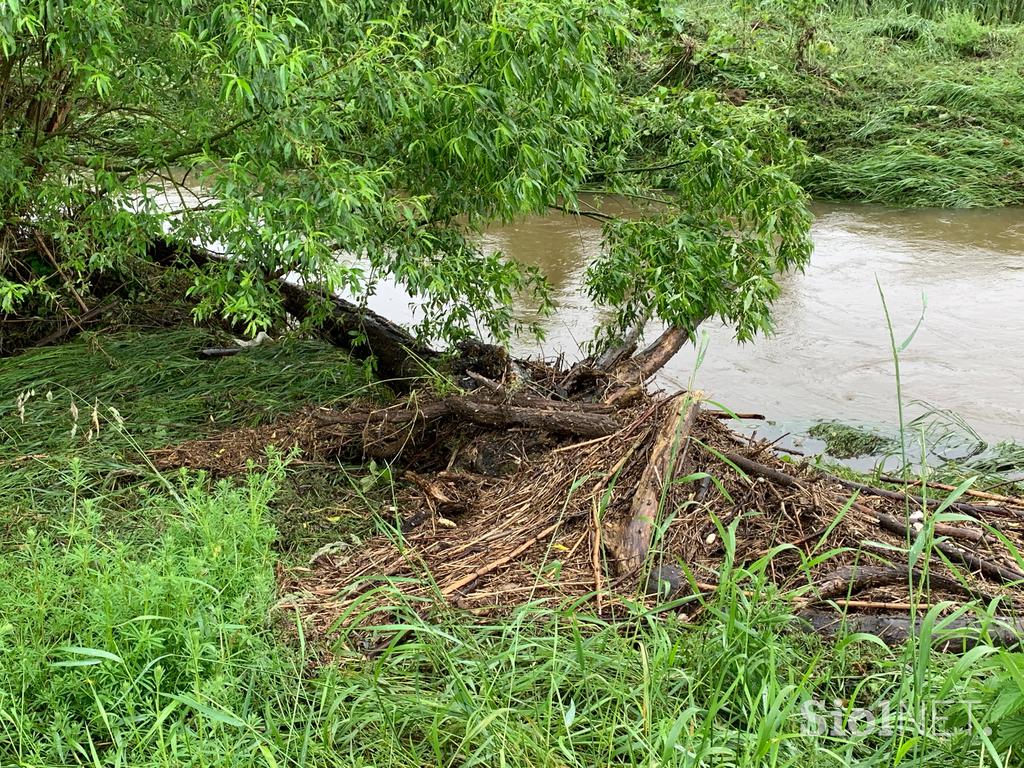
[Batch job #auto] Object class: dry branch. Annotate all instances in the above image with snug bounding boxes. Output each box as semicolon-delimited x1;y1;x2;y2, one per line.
799;610;1024;651
603;395;700;583
833;475;1019;520
715;450;1024;586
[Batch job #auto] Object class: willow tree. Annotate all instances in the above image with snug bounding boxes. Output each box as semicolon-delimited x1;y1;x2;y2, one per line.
0;0;811;373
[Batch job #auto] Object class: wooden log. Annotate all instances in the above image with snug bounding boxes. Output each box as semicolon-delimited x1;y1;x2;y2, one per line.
593;324;644;372
315;395;620;438
808;564;991;603
714;450;1024;586
797;610;1024;651
444;397;618;439
631;327;690;378
148;238;511;386
871;506;1024;584
604;395;700;582
601;326;692;404
311;393;624;461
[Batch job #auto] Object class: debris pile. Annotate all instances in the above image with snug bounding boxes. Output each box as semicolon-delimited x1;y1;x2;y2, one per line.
152;372;1024;647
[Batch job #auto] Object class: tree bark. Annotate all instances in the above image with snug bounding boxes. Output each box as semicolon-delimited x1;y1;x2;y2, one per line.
278;281;440;384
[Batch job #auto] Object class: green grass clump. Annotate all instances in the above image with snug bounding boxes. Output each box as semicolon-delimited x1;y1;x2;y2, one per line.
809;420;897;459
0;461;287;765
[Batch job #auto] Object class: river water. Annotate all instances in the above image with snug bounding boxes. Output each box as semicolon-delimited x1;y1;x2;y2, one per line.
469;204;1024;444
155;180;1023;445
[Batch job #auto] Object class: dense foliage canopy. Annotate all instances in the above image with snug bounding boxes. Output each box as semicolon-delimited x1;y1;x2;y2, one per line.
0;0;811;350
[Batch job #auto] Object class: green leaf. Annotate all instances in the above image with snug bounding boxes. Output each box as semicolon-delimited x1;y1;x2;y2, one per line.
53;646;124;666
162;693;247;728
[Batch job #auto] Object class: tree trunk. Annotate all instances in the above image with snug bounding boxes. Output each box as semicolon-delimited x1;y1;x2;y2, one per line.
603;326;691;403
278;281;440;384
150;238;445;384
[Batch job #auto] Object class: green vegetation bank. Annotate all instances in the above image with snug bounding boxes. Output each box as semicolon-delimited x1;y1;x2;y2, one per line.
629;1;1024;206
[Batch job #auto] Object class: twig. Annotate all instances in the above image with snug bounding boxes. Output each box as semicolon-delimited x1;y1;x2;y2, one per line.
870;505;1024;584
831;599;932;611
440;520;563;596
880;475;1024;508
832;475;1017;519
547;203;615;223
465;370;503;392
31;300;110;347
707;410;766;420
713;450;1024;586
34;232;89;312
722;451;803;489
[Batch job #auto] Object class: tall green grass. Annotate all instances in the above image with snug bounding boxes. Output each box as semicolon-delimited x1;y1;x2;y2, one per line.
834;0;1024;25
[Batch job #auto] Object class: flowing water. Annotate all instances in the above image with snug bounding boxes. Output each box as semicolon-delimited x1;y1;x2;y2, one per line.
471;203;1024;444
155;179;1023;445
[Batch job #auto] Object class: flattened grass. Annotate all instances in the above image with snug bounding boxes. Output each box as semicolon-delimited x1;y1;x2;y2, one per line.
0;327;373;545
656;3;1024;206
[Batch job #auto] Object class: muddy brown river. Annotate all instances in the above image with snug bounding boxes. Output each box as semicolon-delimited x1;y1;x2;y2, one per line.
474;204;1024;443
159;181;1023;444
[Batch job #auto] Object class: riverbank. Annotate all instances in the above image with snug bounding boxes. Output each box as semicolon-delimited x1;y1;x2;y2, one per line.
4;323;1024;764
635;2;1024;206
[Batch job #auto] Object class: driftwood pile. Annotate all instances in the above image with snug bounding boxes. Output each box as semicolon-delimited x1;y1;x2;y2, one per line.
148;319;1024;651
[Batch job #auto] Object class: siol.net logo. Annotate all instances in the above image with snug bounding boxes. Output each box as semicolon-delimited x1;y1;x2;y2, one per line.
798;698;988;739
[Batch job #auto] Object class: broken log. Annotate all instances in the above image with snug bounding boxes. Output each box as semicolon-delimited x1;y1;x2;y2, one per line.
593;324;644;372
444;398;618;439
604;395;700;585
316;394;619;438
798;610;1024;651
608;326;691;394
808;564;991;603
310;392;624;461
